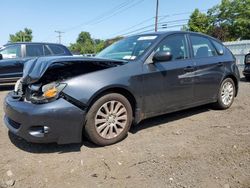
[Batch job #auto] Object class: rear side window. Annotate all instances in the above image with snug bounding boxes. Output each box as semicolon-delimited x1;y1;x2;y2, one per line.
190;35;217;58
49;45;65;55
26;44;44;57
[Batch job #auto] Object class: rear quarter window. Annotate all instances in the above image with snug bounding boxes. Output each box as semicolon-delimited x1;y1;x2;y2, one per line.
212;40;224;55
49;45;65;55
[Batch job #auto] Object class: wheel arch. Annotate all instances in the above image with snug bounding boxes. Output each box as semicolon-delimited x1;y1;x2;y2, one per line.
86;86;137;119
223;74;239;97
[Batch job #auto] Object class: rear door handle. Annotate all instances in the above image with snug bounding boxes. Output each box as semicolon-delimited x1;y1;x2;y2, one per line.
184;66;195;72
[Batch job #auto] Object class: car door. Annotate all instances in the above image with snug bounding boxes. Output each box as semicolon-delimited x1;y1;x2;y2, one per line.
142;34;195;117
189;34;225;103
0;44;23;82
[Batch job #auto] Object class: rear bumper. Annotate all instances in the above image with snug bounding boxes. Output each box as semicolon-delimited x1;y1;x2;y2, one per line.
3;92;86;144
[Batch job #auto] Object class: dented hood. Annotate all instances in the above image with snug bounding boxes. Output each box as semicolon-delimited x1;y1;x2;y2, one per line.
22;56;126;84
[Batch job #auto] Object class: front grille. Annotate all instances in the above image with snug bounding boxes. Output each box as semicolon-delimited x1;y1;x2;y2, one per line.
7;117;21;129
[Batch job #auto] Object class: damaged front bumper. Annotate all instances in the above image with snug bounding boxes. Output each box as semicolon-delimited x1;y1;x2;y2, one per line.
3;92;86;144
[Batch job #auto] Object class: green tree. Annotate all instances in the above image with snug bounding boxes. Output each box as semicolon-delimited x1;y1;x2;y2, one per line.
9;28;33;42
69;32;123;55
188;9;210;34
95;39;105;52
76;32;92;44
69;32;95;54
187;0;250;41
219;0;250;40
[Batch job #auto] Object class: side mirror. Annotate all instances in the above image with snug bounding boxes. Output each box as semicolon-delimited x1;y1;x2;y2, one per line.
153;51;172;62
0;54;3;60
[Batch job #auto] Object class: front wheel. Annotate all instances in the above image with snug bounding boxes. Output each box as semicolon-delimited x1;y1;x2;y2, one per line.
84;93;133;146
214;78;235;109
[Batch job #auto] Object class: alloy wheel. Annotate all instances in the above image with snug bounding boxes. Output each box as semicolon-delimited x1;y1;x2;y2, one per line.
221;81;234;106
95;100;128;139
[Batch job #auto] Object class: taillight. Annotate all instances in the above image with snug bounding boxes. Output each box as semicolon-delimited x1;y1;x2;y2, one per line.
245;54;250;64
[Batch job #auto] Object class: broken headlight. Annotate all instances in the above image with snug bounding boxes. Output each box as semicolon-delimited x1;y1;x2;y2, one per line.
30;82;66;103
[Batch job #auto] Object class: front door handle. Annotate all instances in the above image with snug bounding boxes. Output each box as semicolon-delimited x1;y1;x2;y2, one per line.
184;66;195;72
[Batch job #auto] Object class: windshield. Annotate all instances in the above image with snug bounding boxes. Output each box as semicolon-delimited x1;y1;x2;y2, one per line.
97;35;158;61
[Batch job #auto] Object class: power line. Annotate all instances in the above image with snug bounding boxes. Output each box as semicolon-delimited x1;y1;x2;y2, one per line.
159;23;188;30
45;7;207;43
107;10;208;39
63;0;133;32
134;23;188;36
87;0;133;25
55;30;64;44
63;0;144;32
158;9;208;22
108;17;155;37
41;0;137;42
106;17;187;38
125;22;188;36
118;19;188;36
89;0;146;26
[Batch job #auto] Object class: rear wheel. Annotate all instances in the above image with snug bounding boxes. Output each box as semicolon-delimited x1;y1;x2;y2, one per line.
214;78;235;109
85;93;133;146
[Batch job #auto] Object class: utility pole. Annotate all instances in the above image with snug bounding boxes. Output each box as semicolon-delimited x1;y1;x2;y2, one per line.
155;0;159;32
55;30;64;44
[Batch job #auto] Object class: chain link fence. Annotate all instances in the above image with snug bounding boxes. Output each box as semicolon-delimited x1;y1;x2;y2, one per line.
224;40;250;67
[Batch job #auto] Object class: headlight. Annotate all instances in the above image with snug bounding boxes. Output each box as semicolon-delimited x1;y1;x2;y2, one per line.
30;82;66;103
14;78;23;95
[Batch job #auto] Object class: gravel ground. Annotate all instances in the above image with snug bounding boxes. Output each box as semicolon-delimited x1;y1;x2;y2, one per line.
0;78;250;188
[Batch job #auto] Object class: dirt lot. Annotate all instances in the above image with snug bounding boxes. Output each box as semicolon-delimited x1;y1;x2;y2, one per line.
0;78;250;188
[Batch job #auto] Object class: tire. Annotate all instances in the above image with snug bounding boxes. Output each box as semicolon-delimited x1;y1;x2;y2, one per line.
84;93;133;146
214;78;235;110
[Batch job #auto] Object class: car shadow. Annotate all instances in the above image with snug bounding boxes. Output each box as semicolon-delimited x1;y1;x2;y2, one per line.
8;104;211;154
130;104;211;134
8;131;99;154
0;84;14;91
240;77;249;82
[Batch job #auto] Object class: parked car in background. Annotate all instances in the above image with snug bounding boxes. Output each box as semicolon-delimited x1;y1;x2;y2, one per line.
4;31;240;146
243;53;250;81
0;42;72;83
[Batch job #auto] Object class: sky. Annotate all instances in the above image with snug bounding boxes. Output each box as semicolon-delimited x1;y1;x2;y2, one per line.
0;0;221;46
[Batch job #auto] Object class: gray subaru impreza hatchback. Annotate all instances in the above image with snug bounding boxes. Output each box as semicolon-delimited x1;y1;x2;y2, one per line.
4;31;240;146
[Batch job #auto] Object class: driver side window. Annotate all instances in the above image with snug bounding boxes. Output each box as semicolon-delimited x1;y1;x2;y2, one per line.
156;34;189;61
0;45;21;59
